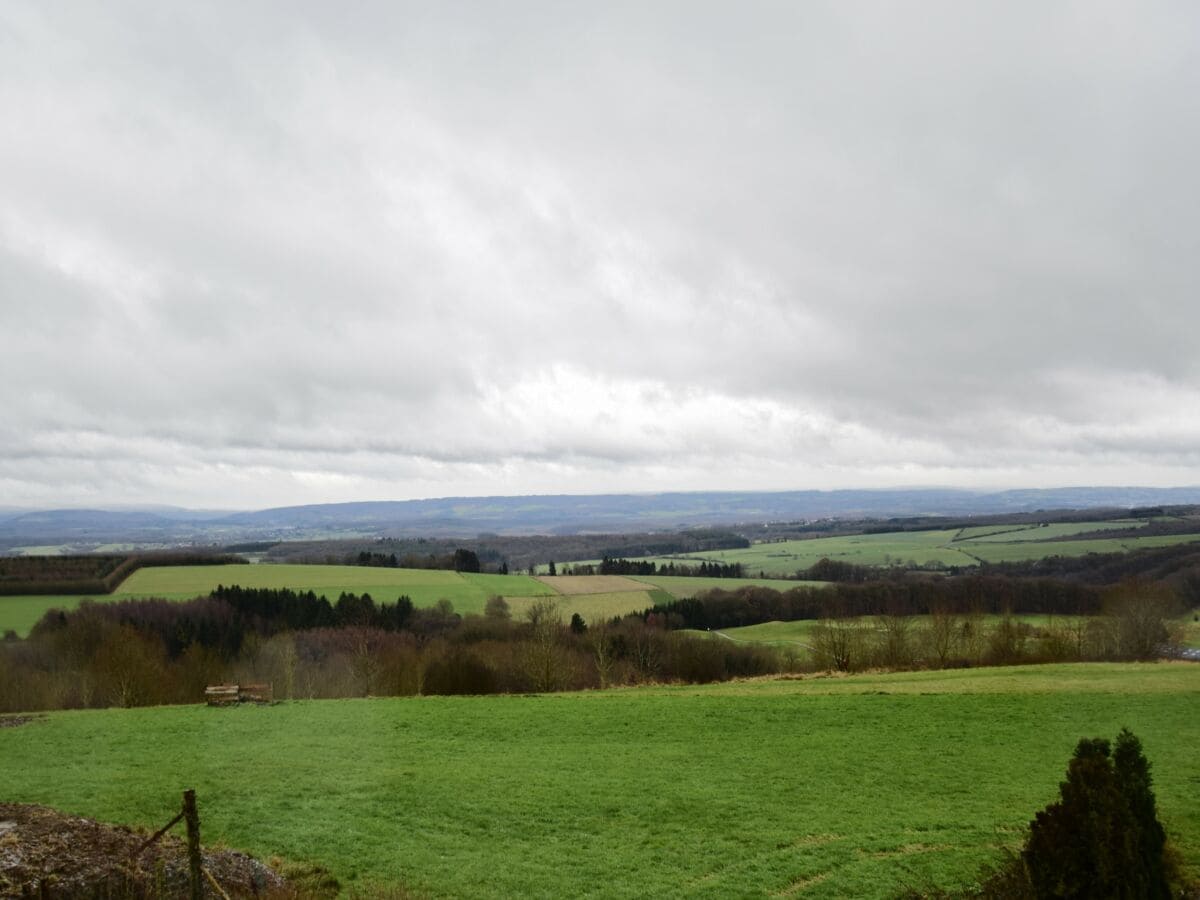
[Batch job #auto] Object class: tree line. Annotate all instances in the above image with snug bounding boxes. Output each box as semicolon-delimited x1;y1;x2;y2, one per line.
1;572;1185;714
581;557;745;578
640;577;1182;672
643;575;1108;630
353;548;486;573
264;529;751;572
0;589;778;713
0;552;248;597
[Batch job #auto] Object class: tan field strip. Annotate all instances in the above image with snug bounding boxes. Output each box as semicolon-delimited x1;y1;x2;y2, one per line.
535;574;648;595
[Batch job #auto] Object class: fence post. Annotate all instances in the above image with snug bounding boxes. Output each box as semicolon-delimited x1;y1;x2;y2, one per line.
182;789;202;900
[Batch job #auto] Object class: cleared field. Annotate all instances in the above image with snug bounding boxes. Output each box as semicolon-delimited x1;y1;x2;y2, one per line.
0;664;1195;897
536;574;649;595
0;565;559;636
631;574;824;597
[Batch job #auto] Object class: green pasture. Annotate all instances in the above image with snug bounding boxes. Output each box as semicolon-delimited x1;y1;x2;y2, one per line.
0;594;90;638
951;525;1032;541
1;663;1196;897
111;564;560;610
962;532;1200;563
622;531;978;575
514;590;660;623
955;520;1146;542
690;620;820;646
603;523;1200;575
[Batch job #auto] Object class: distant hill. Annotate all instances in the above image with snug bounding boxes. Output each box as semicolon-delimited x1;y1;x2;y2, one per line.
2;487;1200;551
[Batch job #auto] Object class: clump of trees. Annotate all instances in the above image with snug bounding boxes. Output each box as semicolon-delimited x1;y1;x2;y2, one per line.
585;557;745;578
353;547;482;573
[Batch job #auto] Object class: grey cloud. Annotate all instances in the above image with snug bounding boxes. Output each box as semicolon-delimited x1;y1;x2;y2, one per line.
1;2;1198;507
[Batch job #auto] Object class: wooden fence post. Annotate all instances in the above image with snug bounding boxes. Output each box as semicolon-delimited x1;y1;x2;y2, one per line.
182;789;202;900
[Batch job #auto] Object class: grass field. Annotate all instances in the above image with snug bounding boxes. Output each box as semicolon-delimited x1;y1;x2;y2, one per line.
601;522;1200;576
699;620;820;645
107;565;563;610
0;595;89;638
962;533;1200;563
514;590;660;623
955;520;1147;542
0;663;1196;897
609;531;978;574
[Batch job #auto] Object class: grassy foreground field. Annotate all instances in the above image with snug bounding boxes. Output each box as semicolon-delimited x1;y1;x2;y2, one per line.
2;663;1197;897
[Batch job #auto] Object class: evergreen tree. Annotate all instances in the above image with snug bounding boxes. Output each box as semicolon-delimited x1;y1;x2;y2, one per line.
1021;730;1174;899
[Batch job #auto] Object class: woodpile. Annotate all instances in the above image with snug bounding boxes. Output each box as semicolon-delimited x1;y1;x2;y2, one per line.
204;684;273;706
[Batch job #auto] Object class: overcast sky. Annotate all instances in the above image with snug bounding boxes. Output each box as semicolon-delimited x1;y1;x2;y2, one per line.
2;2;1198;510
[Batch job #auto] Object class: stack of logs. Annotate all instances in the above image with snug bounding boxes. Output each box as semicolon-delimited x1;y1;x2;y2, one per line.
204;683;273;706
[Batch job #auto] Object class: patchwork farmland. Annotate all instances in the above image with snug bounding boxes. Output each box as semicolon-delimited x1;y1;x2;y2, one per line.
579;519;1200;575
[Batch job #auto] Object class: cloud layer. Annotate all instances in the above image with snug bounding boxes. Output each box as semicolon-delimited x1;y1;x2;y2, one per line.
2;2;1198;508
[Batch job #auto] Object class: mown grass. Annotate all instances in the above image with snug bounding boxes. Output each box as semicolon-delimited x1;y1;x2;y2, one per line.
1;663;1196;898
